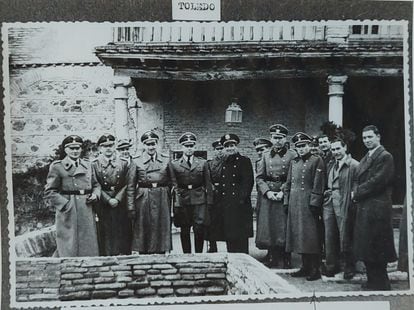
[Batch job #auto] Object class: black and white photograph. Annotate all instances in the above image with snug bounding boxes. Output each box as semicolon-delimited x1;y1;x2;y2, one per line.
1;1;413;309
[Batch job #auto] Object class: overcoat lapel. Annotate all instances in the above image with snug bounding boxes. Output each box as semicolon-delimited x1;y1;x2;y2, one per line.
179;157;190;170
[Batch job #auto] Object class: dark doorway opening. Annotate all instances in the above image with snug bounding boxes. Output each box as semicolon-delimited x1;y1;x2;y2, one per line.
343;76;406;204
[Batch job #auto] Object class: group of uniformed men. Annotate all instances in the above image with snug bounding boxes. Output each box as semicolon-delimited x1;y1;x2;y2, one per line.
44;123;396;291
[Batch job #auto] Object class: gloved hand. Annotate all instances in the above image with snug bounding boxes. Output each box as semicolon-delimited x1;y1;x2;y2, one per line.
309;205;320;217
128;210;136;220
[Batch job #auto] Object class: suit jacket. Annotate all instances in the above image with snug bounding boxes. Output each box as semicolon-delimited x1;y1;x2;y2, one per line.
352;145;397;263
170;156;213;206
323;154;359;251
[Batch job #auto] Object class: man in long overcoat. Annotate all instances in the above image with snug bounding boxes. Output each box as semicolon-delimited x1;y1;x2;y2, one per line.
44;135;101;257
352;125;397;290
284;132;325;281
256;124;296;268
129;131;172;254
170;132;213;253
323;138;359;279
206;139;225;252
92;134;134;256
218;133;254;253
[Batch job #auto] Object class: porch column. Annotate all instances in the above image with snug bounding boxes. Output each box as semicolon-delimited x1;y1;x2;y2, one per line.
327;75;348;126
113;76;132;140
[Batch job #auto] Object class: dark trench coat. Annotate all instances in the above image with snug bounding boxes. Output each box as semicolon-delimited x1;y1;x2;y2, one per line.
352;145;397;263
130;152;172;254
92;155;134;256
217;153;254;241
255;147;297;249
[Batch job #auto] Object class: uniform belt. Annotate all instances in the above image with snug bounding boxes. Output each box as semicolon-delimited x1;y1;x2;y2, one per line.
138;182;168;188
178;184;203;190
61;189;92;195
265;175;286;182
102;185;121;191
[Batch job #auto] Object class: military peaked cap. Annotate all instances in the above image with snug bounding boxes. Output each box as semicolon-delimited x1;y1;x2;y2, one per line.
212;139;223;149
141;131;159;145
62;135;83;148
116;139;133;150
269;124;288;137
179;132;197;146
253;138;272;150
97;134;116;146
292;132;312;146
220;133;240;146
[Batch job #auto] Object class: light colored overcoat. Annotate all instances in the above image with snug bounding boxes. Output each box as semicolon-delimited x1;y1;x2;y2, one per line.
284;153;325;254
44;156;101;257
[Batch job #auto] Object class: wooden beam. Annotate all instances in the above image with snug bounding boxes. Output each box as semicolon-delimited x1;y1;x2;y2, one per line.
115;67;402;81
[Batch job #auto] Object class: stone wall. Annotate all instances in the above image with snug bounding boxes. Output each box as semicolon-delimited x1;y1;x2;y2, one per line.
10;65;117;172
15;254;297;303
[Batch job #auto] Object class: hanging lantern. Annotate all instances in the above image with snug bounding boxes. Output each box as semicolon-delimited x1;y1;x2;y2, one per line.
225;99;243;123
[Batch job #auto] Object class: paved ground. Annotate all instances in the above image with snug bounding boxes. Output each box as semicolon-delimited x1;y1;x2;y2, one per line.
169;228;409;293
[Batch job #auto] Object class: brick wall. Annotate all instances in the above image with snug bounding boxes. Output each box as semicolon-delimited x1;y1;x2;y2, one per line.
15;254;297;303
136;78;329;161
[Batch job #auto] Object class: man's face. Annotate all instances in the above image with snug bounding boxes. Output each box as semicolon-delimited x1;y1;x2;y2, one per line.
331;141;347;160
144;141;157;156
318;137;331;152
182;143;195;157
117;147;130;159
296;143;310;157
224;142;238;155
100;143;115;158
271;134;286;149
65;145;82;160
214;146;224;158
362;130;381;150
256;146;270;159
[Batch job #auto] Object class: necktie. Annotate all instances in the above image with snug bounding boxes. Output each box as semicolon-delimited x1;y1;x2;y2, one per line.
335;161;340;171
187;156;191;167
150;155;154;162
75;161;78;168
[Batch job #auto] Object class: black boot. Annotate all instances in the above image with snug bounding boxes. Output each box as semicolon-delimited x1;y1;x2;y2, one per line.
291;254;309;277
264;248;280;268
306;254;321;281
283;252;292;269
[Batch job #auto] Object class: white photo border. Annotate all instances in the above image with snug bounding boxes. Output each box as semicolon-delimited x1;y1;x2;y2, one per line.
2;19;413;308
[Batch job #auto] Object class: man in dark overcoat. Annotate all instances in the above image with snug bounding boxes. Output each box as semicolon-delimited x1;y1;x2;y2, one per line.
218;133;254;253
284;132;325;281
206;139;225;252
44;135;101;257
252;137;272;261
352;125;397;290
323;138;359;279
92;134;134;256
129;131;172;254
256;124;296;268
170;132;213;253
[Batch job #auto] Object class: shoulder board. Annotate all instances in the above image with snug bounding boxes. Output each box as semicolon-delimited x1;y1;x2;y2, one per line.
119;157;129;163
51;160;62;165
160;153;170;158
132;154;141;159
92;157;99;162
262;149;271;154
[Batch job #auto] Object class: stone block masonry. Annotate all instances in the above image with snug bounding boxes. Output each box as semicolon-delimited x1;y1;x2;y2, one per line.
15;253;297;303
